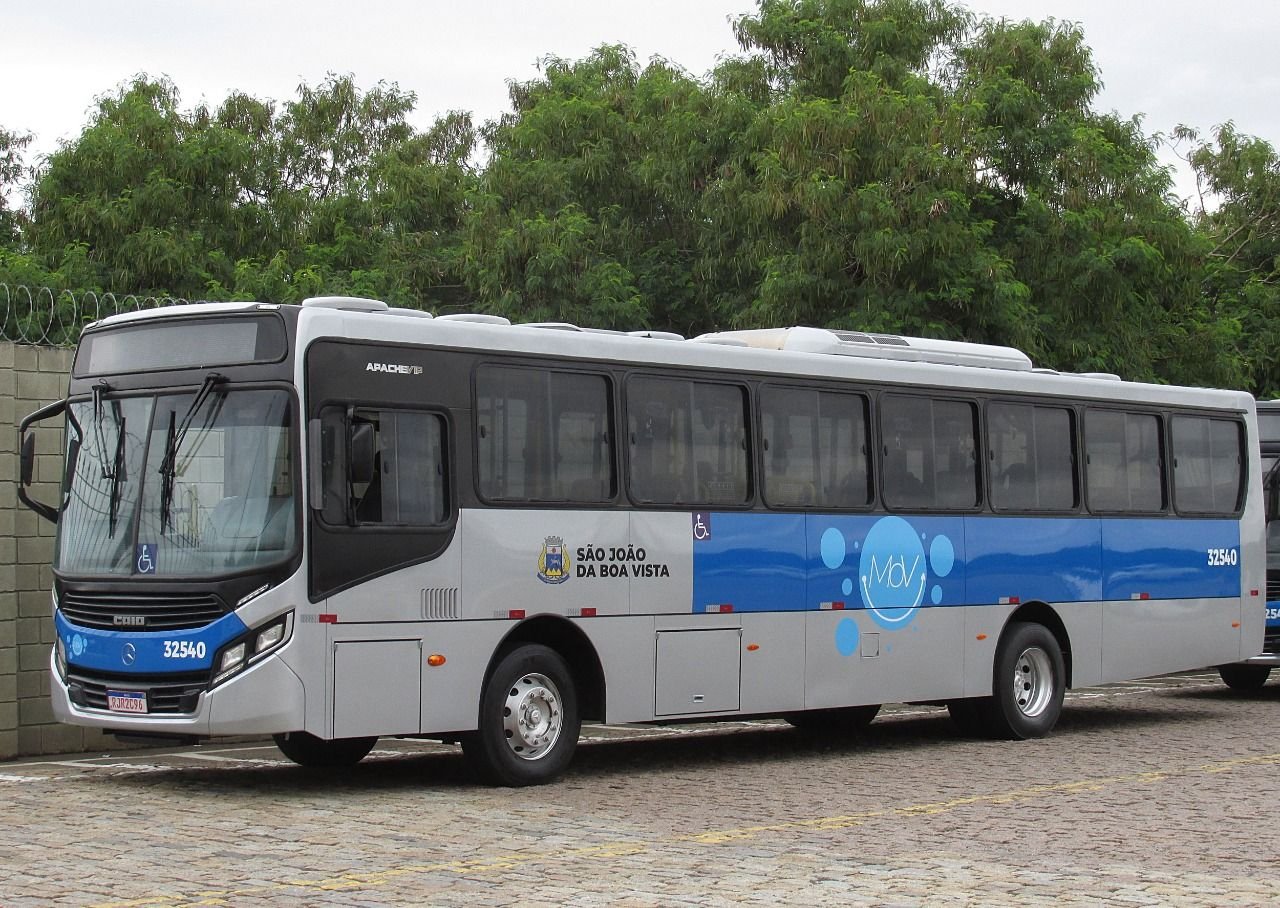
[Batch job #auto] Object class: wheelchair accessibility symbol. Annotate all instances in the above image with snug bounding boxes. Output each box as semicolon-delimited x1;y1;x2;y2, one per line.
136;543;157;575
692;512;711;541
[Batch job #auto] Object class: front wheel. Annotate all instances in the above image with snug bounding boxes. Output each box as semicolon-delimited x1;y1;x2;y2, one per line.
273;732;376;768
1218;664;1272;691
462;644;581;786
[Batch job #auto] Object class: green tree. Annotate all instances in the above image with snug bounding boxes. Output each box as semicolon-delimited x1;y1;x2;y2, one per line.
23;74;476;309
1180;122;1280;395
466;45;720;331
952;17;1240;385
701;0;1030;343
0;125;33;249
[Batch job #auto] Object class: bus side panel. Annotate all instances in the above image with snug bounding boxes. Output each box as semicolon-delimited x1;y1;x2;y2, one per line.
1098;518;1243;681
740;613;806;713
1100;598;1242;681
461;508;634;617
585;616;661;724
628;512;697;615
804;607;966;709
964;517;1103;606
689;513;807;613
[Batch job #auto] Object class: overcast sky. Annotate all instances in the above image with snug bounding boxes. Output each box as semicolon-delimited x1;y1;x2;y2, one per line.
6;1;1278;205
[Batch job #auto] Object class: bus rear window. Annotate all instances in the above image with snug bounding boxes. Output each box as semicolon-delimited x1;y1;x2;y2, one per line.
74;315;286;376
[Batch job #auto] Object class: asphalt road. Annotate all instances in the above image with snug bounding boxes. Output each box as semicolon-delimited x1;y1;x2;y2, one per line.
1;671;1277;906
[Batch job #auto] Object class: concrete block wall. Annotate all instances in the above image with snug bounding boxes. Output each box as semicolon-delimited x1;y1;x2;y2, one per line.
0;341;92;759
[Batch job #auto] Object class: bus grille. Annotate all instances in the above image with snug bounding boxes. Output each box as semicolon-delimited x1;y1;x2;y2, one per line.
65;668;210;715
1268;578;1280;602
59;591;229;631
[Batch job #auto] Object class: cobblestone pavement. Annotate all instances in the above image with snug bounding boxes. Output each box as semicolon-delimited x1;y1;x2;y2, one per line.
1;671;1277;907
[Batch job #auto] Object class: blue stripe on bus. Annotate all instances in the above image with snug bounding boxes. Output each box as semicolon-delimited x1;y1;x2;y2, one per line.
56;609;248;674
692;513;1241;617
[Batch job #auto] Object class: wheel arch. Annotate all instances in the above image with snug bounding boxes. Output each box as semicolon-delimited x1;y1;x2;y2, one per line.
1004;600;1073;688
488;616;606;722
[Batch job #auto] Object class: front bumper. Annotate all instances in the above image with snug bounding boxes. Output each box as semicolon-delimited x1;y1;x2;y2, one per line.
50;647;306;737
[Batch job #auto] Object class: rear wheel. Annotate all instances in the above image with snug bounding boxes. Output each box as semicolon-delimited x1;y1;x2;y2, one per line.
1218;664;1272;691
786;705;880;734
988;622;1066;739
950;622;1065;740
273;732;376;768
462;644;581;786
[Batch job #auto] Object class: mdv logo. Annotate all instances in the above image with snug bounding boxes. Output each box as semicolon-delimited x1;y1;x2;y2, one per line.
859;516;928;628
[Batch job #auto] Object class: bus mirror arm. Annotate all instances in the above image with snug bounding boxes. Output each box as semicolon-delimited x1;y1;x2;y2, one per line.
17;397;68;523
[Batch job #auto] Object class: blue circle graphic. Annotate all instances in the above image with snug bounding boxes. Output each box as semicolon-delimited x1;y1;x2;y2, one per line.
842;577;853;596
858;516;927;629
929;534;955;577
835;618;859;656
820;527;847;570
931;584;943;604
71;634;85;657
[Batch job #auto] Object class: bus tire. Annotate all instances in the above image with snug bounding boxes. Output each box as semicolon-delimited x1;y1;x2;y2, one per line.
984;622;1066;740
1218;664;1272;690
462;644;581;787
273;731;377;768
785;704;880;734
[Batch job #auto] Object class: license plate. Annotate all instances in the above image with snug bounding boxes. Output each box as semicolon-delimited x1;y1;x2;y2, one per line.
106;690;148;714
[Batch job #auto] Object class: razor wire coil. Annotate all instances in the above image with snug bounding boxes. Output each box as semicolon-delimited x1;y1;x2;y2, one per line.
1;284;195;346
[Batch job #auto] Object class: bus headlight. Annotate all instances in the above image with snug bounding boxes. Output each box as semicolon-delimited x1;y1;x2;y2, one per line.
54;635;67;680
215;643;248;682
255;622;285;654
212;614;291;687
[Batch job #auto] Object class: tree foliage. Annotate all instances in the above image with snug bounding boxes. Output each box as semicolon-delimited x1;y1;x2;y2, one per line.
1175;123;1280;395
21;74;475;307
0;0;1273;391
0;125;33;246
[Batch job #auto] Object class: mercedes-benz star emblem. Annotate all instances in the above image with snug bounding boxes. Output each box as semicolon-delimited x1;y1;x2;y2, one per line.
122;643;136;666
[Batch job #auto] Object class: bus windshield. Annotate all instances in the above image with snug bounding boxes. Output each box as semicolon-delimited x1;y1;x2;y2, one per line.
54;388;296;577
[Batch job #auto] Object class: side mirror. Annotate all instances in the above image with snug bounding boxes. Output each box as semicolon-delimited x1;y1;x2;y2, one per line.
17;397;68;523
19;433;35;486
349;423;377;485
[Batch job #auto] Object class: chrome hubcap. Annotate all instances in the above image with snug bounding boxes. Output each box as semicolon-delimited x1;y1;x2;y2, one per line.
1011;646;1054;718
502;672;562;761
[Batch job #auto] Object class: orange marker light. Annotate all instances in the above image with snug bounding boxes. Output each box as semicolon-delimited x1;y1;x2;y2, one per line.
427;654;447;667
976;634;988;641
746;643;760;652
1231;622;1241;629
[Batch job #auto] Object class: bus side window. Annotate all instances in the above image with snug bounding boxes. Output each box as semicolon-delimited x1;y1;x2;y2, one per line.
1173;415;1243;514
1086;409;1163;513
989;402;1075;512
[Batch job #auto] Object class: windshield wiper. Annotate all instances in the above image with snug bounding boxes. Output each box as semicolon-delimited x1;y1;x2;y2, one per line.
91;381;128;537
108;413;127;536
159;373;227;533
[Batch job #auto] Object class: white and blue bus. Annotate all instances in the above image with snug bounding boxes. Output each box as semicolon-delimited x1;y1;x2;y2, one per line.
18;298;1267;785
1218;400;1280;688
